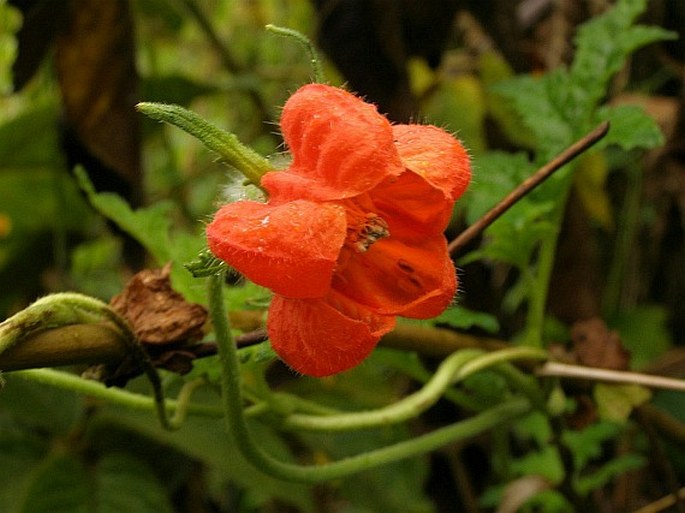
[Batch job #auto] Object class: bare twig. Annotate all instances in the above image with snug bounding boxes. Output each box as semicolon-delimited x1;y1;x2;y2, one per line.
632;487;685;513
536;361;685;392
448;121;610;255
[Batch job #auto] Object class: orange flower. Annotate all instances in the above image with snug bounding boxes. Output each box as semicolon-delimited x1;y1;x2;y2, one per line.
207;84;470;376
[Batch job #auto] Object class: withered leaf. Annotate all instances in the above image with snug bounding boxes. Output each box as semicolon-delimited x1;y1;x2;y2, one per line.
572;317;631;371
110;263;207;346
55;0;140;198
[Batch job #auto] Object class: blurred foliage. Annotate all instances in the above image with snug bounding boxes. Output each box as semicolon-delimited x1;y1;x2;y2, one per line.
1;0;684;512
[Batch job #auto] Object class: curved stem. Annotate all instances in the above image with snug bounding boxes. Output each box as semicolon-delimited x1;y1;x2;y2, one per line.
283;346;548;432
0;293;172;430
209;272;532;482
265;24;324;83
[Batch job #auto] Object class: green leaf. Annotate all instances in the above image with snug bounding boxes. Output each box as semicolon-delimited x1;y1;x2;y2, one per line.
0;104;62;169
574;453;646;496
462;151;534;225
300;423;434;513
595;104;665;151
94;454;174;513
594;383;652;422
569;0;676;110
69;237;125;300
1;376;82;436
75;167;173;263
434;306;500;333
0;422;48;513
91;409;314;512
19;455;89;513
74;167;205;301
463;200;556;270
562;421;623;470
611;305;673;369
491;71;573;157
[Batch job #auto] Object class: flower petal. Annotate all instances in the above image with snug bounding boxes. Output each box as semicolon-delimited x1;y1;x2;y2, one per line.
371;169;455;240
268;294;395;377
333;235;456;318
392;124;471;201
207;200;346;298
266;84;404;202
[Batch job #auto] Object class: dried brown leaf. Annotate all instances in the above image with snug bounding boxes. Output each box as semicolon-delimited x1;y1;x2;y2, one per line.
572;317;630;371
110;263;207;346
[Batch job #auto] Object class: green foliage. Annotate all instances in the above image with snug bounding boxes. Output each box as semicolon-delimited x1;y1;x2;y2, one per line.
0;0;680;511
458;0;675;346
434;305;500;333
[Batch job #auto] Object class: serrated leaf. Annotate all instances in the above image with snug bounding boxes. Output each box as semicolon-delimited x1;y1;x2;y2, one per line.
595;104;665;151
19;455;89;513
94;454;174;513
569;0;676;110
464;201;556;269
480;51;536;149
561;421;623;470
463;151;534;225
491;72;573;156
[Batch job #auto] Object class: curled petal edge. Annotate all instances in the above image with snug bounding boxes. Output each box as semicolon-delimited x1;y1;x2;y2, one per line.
267;295;395;377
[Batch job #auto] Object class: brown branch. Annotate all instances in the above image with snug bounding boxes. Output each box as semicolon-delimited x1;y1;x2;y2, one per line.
448;121;610;255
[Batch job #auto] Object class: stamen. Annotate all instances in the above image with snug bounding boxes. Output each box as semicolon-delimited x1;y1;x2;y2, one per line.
346;212;390;253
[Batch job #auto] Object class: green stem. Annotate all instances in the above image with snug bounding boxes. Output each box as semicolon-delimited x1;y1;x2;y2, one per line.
136;102;274;188
0;293;172;429
265;24;324;83
209;272;532;482
522;187;569;347
602;160;642;318
10;368;224;418
283;346;547;432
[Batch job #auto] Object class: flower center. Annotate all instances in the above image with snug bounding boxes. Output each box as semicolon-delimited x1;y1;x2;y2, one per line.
346;211;390;253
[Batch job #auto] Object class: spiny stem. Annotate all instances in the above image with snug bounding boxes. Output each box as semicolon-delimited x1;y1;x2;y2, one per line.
448;121;610;255
209;272;532;482
266;24;324;83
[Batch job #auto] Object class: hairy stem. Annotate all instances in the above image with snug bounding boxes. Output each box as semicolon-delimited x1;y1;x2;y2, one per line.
282;346;547;432
137;102;274;188
209;272;532;482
